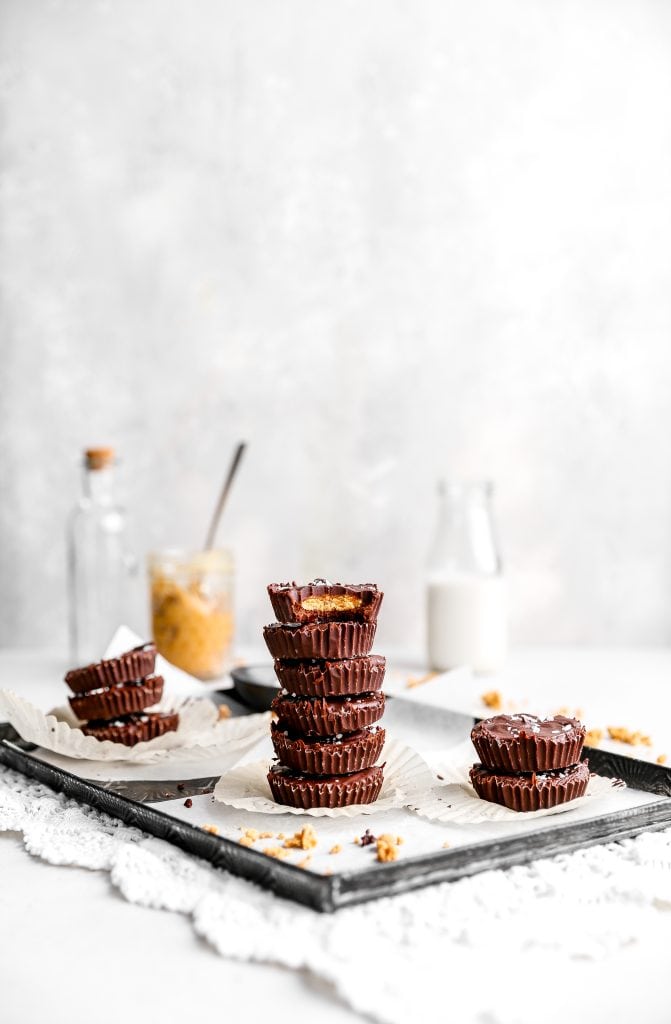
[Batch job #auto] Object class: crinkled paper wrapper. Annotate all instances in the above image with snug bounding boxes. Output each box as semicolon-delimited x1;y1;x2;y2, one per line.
213;736;434;818
0;689;270;765
410;756;622;823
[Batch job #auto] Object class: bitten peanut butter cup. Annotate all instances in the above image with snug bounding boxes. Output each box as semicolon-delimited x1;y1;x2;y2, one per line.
271;722;385;775
68;675;164;722
65;643;157;694
81;711;179;746
471;714;586;772
274;655;386;697
267;581;383;624
263;621;376;661
469;760;590;812
271;691;385;736
267;764;384;809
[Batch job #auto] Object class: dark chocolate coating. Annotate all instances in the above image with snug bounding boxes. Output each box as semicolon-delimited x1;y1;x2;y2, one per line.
267;581;383;624
274;655;386;697
471;714;586;772
272;691;385;736
271;722;385;775
69;675;164;721
263;621;376;660
469;760;590;812
267;763;384;809
65;643;157;694
81;711;179;746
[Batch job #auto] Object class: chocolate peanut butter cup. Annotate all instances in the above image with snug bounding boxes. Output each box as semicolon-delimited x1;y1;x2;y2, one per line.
69;675;164;722
65;643;157;694
274;655;386;697
471;714;586;772
267;764;384;809
272;691;385;736
268;581;383;624
81;711;179;746
271;722;385;775
263;621;376;661
469;761;590;812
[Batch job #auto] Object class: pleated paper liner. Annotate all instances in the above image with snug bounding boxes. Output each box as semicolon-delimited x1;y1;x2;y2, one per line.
213;736;434;818
409;760;623;824
0;689;270;764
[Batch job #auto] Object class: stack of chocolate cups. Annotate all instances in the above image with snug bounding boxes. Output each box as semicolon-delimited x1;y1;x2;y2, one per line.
469;713;589;811
65;642;179;747
263;581;386;809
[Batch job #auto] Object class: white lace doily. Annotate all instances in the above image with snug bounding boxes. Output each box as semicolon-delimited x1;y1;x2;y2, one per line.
2;764;671;1024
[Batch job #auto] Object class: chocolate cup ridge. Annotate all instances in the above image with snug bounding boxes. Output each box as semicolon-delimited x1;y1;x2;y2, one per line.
69;675;164;722
65;643;157;694
267;764;384;809
471;714;586;772
274;655;386;697
469;761;590;812
264;621;376;661
271;722;385;775
272;691;385;737
267;582;383;624
81;711;179;747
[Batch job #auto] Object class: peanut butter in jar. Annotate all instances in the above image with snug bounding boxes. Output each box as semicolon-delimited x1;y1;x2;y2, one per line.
148;549;234;680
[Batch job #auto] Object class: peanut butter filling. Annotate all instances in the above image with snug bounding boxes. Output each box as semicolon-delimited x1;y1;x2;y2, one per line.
301;594;362;613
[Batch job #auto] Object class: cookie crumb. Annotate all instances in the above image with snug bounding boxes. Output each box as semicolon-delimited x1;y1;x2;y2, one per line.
442;841;451;849
259;831;274;839
218;704;232;720
263;846;289;859
202;824;219;835
296;856;312;869
376;834;400;863
284;826;318;850
608;726;652;747
353;836;360;845
584;728;604;747
481;690;502;710
657;753;667;765
323;869;333;876
329;844;342;855
359;828;376;847
239;836;254;847
406;671;438;690
396;836;404;845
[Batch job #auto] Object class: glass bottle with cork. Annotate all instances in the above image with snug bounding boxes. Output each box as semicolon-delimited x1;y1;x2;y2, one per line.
67;447;138;664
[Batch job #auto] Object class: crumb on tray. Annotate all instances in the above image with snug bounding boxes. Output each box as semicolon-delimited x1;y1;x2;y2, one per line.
376;834;402;863
202;824;219;835
263;846;289;859
584;728;604;747
329;844;342;855
481;690;502;710
283;825;318;850
608;726;652;747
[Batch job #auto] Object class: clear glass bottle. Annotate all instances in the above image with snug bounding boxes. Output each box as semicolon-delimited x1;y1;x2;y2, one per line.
426;480;507;674
67;448;137;665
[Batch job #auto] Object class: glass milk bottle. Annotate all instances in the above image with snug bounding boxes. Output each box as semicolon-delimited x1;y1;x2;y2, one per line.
426;481;507;674
67;447;138;664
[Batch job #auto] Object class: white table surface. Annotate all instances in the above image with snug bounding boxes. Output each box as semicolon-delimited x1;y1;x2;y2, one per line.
2;647;671;1024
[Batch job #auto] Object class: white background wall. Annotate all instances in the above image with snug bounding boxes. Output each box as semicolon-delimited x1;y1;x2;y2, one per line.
2;0;671;655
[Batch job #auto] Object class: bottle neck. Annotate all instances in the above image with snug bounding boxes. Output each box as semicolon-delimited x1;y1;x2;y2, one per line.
82;465;116;505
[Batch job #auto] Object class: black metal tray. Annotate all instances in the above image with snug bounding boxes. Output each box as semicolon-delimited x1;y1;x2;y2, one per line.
2;720;670;913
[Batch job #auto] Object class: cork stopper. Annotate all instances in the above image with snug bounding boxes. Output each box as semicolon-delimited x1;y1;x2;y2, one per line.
84;447;115;470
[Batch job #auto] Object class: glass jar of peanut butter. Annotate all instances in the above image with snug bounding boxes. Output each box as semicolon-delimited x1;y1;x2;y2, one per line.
148;548;234;680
